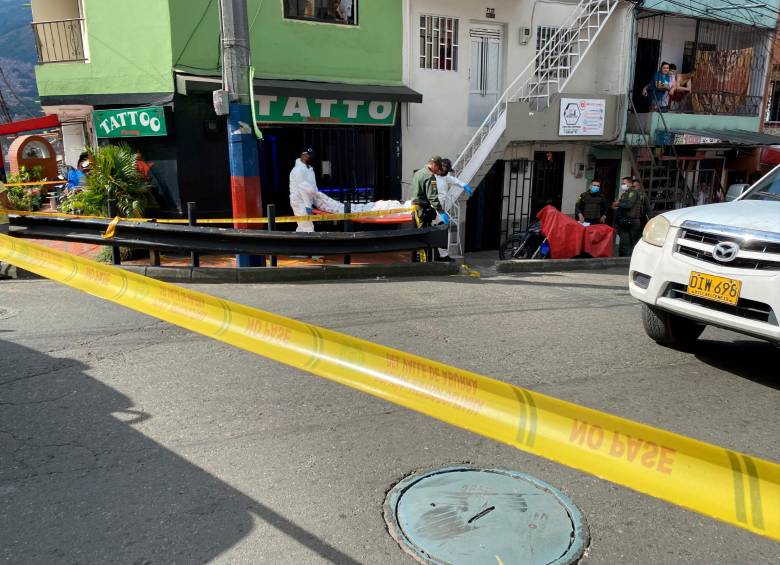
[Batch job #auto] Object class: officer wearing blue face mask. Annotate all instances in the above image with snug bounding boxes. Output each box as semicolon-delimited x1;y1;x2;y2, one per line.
575;179;609;224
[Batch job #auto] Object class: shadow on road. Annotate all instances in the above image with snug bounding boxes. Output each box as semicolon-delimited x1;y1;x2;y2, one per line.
0;339;361;565
694;339;780;391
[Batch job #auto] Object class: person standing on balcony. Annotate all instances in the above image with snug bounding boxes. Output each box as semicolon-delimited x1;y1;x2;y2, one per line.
642;61;673;112
668;64;692;111
575;179;608;225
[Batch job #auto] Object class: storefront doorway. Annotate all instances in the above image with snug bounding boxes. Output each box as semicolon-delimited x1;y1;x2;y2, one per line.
530;151;564;217
258;124;399;217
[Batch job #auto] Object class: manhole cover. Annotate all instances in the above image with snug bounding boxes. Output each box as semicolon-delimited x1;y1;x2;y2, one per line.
384;467;588;565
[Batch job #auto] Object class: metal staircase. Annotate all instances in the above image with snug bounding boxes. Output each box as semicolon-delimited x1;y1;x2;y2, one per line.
626;97;697;214
451;0;620;190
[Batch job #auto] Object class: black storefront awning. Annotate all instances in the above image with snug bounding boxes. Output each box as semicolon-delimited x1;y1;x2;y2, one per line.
657;127;780;146
177;74;422;103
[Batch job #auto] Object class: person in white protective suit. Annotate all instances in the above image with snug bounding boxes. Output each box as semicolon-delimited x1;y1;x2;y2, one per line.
288;147;408;232
432;158;474;259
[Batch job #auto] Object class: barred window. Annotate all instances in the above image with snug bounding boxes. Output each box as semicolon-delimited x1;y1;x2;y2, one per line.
420;15;459;71
535;26;573;77
284;0;357;25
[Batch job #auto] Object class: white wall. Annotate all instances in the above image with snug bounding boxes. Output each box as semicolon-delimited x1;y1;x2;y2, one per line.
31;0;81;22
654;17;696;71
61;122;87;168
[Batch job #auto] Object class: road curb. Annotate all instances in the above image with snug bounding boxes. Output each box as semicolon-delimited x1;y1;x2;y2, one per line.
495;256;631;273
42;261;460;284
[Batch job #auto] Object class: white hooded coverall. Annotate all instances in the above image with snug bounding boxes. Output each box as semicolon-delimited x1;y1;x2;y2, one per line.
433;173;467;257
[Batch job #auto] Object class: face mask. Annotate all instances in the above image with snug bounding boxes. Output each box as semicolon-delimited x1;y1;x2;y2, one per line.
590;186;600;194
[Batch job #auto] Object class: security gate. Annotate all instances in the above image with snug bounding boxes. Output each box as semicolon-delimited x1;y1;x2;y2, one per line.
500;152;565;243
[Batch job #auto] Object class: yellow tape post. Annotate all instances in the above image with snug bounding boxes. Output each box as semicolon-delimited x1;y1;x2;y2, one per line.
6;207;412;225
0;233;777;541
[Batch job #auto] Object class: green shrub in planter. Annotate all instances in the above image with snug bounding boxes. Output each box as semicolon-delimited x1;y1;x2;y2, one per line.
61;144;157;218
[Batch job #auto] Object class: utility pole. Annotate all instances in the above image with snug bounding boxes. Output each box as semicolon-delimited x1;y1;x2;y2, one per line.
218;0;263;267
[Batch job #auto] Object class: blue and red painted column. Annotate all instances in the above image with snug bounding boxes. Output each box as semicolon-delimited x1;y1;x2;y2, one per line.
227;102;263;267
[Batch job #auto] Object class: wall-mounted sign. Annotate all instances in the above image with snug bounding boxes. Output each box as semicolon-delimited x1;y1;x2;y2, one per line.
93;107;167;138
486;8;496;18
559;98;606;136
254;96;397;126
656;130;721;146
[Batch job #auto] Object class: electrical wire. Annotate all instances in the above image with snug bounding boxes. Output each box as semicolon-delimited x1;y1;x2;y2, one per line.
0;67;38;118
0;90;13;123
249;0;265;31
643;0;778;28
172;0;217;69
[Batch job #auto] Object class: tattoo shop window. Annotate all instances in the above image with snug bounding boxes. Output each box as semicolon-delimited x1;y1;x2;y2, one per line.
284;0;357;25
420;15;459;71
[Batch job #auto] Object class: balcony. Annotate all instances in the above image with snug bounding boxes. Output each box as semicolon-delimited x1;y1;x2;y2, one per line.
629;12;772;140
31;18;87;64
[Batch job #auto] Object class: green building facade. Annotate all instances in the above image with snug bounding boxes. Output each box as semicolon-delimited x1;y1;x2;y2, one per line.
33;0;417;215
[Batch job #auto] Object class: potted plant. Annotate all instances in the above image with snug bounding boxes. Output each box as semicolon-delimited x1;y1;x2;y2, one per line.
60;143;157;217
1;166;44;211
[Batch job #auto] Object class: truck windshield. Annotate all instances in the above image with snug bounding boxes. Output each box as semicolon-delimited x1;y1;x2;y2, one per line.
744;167;780;201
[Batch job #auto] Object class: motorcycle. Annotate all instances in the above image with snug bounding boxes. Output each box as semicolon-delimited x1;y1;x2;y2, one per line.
498;220;550;260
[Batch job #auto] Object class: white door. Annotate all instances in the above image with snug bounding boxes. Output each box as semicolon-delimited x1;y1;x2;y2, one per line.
468;26;503;127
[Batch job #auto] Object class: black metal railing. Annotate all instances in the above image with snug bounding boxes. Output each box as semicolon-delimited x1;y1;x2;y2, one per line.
32;18;86;64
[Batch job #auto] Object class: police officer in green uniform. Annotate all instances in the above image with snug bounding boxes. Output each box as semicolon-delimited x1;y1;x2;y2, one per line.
575;179;609;224
615;179;649;256
411;156;444;227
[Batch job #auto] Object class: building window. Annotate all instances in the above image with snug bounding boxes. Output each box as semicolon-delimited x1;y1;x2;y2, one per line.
535;26;573;77
284;0;357;25
766;81;780;123
419;15;459;71
681;41;716;74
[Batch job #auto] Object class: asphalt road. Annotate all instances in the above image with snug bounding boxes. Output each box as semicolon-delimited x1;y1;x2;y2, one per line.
1;269;778;564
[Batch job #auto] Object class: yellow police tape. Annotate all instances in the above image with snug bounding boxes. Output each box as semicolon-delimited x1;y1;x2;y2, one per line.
0;233;777;541
0;180;64;187
3;207;412;226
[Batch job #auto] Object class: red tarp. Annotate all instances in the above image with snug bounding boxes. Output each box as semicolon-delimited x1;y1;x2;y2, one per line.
0;115;60;136
583;223;615;258
537;205;584;259
536;205;615;259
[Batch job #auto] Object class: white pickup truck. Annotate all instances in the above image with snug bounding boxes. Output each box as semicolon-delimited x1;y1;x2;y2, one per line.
629;167;780;348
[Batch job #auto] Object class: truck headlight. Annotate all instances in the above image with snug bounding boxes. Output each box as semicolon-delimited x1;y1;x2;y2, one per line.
642;215;671;247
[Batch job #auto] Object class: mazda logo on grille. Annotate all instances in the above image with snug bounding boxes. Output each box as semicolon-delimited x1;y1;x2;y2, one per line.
712;241;740;262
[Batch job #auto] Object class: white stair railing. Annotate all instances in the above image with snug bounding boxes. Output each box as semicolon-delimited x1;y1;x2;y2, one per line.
452;0;620;187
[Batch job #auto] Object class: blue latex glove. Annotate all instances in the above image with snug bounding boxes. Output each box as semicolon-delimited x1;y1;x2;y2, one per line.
463;184;474;196
440;212;450;225
305;207;313;215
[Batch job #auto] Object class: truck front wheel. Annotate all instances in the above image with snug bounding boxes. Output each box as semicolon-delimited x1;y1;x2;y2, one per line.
641;304;705;349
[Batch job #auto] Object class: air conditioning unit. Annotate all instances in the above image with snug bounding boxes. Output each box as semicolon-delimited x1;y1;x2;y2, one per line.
519;26;531;45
